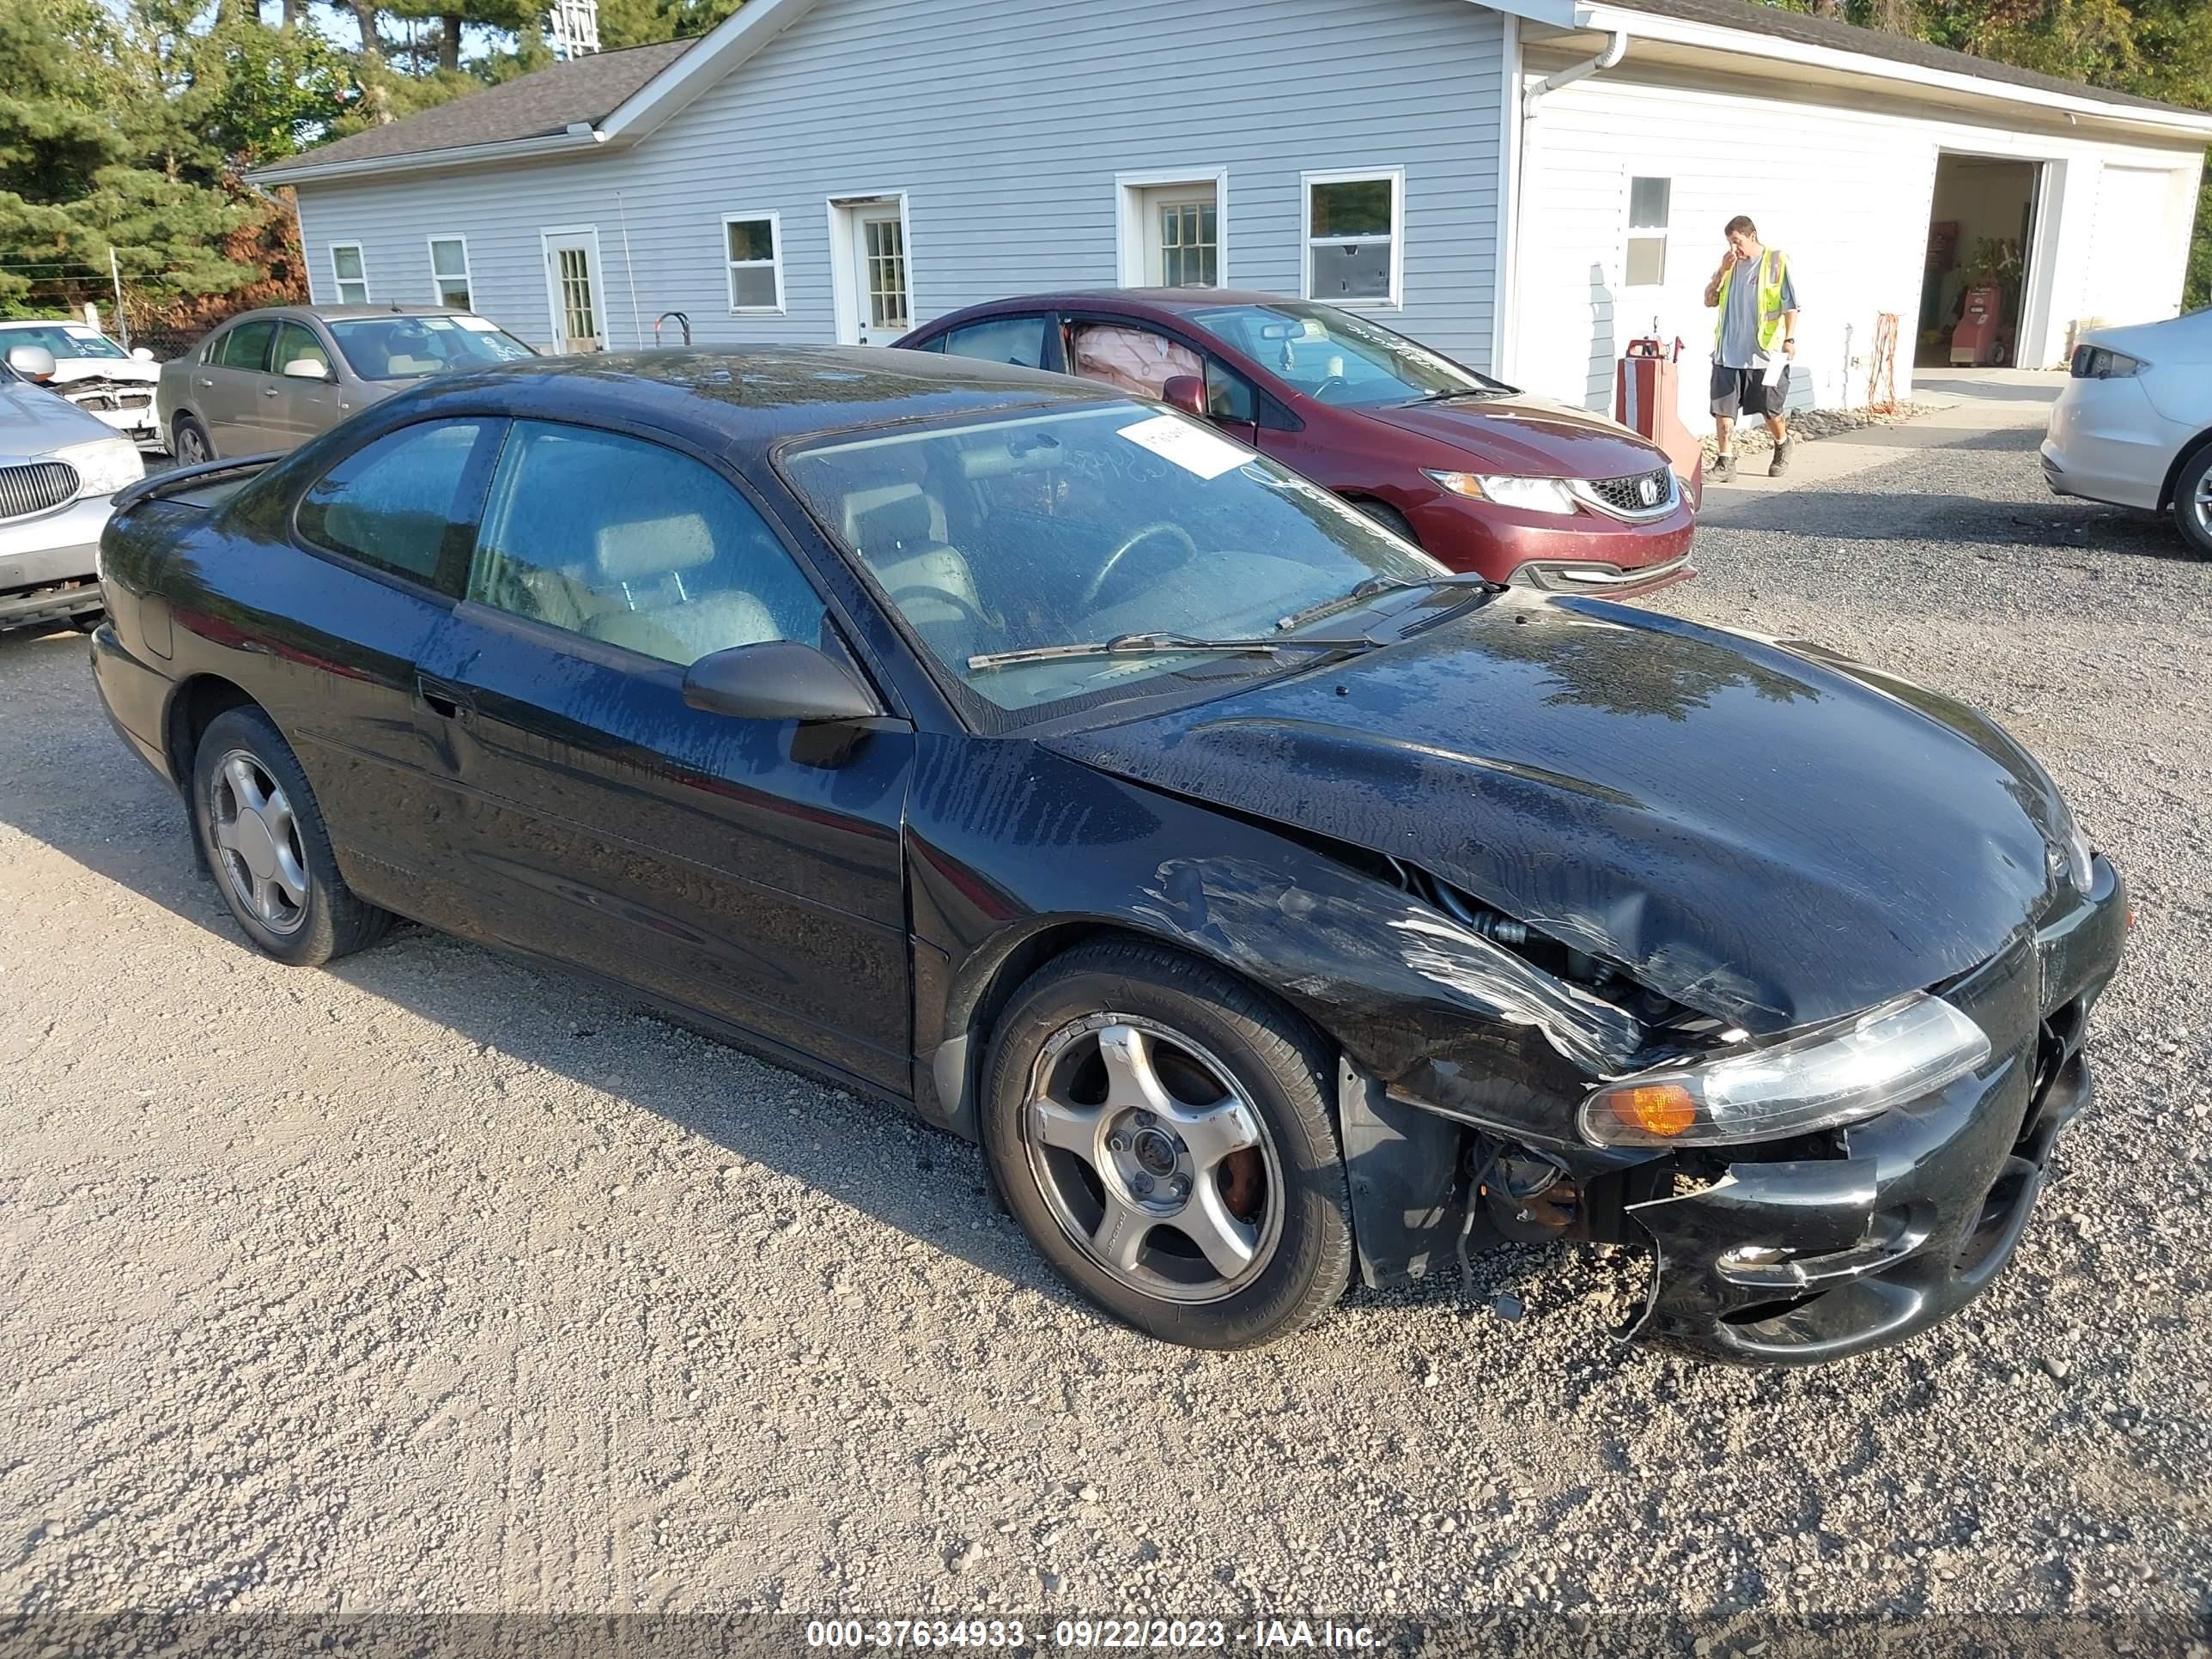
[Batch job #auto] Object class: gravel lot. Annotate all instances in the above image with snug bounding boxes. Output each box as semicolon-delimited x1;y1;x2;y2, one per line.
3;387;2209;1650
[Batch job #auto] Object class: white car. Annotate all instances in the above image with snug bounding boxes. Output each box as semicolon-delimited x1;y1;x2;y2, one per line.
0;320;162;450
2040;307;2212;556
0;344;146;633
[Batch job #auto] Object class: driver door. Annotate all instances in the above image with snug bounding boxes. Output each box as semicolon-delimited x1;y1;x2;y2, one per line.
412;417;915;1092
1059;317;1261;447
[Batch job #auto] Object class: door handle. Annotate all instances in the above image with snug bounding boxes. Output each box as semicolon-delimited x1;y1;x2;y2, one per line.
416;676;473;720
261;387;280;398
195;376;214;387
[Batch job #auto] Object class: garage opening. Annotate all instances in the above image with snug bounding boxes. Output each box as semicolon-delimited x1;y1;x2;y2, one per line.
1917;154;2045;368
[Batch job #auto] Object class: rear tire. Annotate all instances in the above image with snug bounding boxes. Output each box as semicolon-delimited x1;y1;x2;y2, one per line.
173;414;214;465
2173;444;2212;558
980;941;1354;1349
189;706;392;967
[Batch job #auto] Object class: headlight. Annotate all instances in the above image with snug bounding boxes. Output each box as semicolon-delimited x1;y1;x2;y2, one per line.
1577;992;1990;1148
2049;794;2095;896
46;437;144;501
1423;469;1578;516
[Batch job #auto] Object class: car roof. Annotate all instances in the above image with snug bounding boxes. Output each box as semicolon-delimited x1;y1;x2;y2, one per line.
924;289;1298;322
215;304;483;325
402;344;1123;448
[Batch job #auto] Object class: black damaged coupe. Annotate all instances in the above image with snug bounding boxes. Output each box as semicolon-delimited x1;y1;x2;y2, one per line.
89;349;2127;1363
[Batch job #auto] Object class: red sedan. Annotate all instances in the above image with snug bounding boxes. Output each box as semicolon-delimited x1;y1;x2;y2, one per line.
898;290;1697;594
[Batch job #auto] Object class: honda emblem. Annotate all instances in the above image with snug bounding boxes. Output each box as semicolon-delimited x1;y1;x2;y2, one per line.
1638;477;1661;507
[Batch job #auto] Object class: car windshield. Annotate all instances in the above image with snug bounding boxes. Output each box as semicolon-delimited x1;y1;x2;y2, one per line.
0;324;129;361
326;315;535;381
1184;301;1511;408
781;401;1451;723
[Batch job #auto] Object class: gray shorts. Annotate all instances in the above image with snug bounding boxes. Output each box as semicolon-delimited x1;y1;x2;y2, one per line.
1711;362;1790;419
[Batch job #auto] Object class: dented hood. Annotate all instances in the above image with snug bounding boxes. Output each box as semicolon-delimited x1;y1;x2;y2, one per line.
1045;594;2064;1034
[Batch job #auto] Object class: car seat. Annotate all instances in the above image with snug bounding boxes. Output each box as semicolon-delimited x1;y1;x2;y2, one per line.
585;513;780;665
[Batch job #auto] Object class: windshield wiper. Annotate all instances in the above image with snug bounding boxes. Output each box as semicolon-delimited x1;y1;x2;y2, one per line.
1272;573;1500;641
965;630;1364;675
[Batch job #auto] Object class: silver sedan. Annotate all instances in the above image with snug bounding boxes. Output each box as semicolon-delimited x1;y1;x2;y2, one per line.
155;304;537;463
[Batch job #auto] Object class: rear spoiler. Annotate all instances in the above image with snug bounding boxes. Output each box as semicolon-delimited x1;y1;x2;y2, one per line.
111;452;283;512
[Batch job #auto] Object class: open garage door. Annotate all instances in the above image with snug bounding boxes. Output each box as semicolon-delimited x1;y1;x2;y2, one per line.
1917;154;2044;368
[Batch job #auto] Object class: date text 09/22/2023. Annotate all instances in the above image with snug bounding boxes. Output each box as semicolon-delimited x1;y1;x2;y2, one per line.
805;1619;1379;1650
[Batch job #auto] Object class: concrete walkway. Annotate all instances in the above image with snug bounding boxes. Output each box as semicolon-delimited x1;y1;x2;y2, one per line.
1698;368;2067;526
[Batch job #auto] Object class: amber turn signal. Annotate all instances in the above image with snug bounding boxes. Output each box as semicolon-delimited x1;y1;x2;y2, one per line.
1609;1083;1698;1139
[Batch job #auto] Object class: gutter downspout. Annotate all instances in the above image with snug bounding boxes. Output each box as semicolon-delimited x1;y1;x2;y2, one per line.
1500;26;1628;385
1524;26;1627;117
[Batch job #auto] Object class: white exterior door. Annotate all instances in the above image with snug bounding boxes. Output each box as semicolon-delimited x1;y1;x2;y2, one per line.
541;227;605;353
1148;191;1219;288
848;206;910;345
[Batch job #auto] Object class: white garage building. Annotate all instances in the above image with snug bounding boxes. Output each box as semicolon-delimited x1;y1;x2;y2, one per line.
254;0;2212;428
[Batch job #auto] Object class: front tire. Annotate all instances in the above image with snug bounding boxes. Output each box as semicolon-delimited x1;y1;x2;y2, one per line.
981;941;1354;1349
1353;499;1419;546
173;413;214;465
189;706;392;966
2173;445;2212;558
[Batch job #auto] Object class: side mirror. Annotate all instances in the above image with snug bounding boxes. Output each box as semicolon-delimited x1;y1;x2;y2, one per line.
681;640;882;724
6;344;57;383
283;357;331;380
131;346;155;362
1160;374;1207;417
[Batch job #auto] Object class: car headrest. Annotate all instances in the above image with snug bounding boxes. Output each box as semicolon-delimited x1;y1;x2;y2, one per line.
596;513;716;583
848;488;939;555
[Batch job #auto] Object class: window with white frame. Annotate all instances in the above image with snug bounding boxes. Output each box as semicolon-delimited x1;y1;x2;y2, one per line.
428;236;471;309
1625;177;1670;287
724;212;784;313
330;242;369;306
1304;171;1401;307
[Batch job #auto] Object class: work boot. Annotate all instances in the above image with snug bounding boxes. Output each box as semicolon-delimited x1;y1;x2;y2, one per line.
1711;453;1735;483
1768;436;1795;477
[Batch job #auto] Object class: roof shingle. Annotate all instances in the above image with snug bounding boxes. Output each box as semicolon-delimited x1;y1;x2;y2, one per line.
261;38;695;175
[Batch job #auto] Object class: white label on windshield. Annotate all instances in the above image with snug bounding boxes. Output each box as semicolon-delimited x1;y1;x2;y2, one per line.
453;315;499;332
64;325;100;339
1115;414;1247;481
420;315;457;330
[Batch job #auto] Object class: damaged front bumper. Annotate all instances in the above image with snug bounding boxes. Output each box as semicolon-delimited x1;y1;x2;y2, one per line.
1623;858;2127;1364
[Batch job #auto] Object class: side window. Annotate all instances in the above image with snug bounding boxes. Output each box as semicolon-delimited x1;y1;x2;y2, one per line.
467;421;824;669
218;320;278;373
1206;360;1257;422
943;315;1047;368
1625;177;1671;287
275;321;330;376
1066;322;1203;398
297;421;489;589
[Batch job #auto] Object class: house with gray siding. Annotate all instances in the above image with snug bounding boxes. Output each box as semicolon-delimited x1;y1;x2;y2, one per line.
253;0;2211;430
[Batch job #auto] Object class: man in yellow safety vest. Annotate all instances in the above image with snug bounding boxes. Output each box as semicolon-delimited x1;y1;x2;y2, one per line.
1703;215;1801;482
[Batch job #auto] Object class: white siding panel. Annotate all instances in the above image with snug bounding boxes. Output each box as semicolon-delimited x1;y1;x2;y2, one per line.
1510;64;2204;424
295;0;1507;366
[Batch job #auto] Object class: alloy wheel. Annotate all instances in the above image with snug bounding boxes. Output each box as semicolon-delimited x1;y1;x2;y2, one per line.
178;425;209;463
2194;471;2212;540
209;749;309;935
1022;1014;1284;1304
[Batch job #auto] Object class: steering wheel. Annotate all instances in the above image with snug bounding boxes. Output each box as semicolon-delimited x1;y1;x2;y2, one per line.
1310;375;1351;403
1080;522;1199;611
